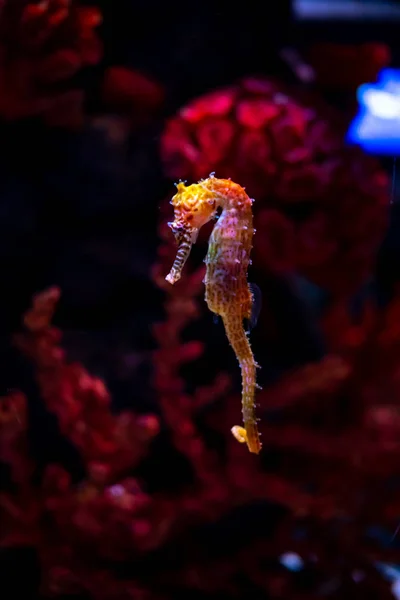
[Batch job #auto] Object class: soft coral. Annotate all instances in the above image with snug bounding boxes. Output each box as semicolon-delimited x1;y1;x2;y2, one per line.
0;0;102;127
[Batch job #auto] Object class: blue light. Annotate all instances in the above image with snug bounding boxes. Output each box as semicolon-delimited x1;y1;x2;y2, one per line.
347;68;400;156
279;552;304;572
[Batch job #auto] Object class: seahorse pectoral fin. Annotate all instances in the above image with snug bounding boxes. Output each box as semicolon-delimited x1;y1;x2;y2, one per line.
244;282;263;333
213;314;221;325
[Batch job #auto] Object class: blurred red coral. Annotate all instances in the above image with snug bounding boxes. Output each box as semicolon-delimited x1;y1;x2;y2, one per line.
14;286;159;479
0;0;102;127
1;287;163;596
2;268;400;597
160;77;389;295
306;43;391;91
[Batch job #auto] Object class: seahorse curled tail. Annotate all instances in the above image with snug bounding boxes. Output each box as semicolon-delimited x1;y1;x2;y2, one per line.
222;311;261;454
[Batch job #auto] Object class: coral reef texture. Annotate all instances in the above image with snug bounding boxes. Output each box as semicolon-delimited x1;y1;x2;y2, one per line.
0;0;102;127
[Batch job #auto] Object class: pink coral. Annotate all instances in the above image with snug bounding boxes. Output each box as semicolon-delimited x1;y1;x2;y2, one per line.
160;77;389;294
0;0;102;127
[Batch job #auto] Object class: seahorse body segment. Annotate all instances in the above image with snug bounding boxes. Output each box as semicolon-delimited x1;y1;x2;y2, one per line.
165;175;262;454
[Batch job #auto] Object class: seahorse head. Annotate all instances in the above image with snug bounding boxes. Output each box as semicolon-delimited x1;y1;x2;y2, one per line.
168;179;217;245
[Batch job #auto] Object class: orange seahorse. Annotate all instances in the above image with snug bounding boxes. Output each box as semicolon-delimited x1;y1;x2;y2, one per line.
165;174;262;454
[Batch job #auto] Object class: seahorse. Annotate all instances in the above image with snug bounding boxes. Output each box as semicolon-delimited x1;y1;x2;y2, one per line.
165;174;262;454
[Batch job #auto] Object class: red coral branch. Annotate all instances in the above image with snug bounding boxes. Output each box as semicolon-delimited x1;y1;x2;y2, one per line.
14;287;159;479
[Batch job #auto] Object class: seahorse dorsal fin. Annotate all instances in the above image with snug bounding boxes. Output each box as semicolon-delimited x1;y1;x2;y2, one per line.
245;282;262;332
